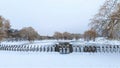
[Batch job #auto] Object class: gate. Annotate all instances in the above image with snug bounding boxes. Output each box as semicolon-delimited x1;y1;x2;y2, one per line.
55;42;73;54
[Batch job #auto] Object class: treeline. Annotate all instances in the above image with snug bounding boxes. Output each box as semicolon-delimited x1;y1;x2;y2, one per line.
0;15;102;42
0;16;83;41
38;32;83;40
53;32;83;40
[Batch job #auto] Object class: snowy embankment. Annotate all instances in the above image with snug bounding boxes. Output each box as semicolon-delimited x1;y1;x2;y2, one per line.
72;37;120;46
0;40;57;46
89;37;120;45
0;37;120;46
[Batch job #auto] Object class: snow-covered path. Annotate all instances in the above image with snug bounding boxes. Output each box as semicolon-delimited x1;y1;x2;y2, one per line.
0;51;120;68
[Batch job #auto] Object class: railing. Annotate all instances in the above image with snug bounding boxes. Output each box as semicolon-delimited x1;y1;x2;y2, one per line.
0;44;120;54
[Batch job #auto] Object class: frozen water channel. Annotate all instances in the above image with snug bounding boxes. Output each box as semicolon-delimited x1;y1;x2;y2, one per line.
0;51;120;68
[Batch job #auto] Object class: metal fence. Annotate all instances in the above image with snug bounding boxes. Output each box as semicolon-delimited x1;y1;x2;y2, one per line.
0;44;120;54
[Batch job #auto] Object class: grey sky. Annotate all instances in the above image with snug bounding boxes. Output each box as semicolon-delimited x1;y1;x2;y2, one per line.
0;0;105;35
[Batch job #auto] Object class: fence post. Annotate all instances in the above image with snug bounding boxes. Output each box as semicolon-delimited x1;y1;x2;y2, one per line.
40;46;42;52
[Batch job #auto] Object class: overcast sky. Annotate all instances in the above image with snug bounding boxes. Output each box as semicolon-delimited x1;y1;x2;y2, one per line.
0;0;105;35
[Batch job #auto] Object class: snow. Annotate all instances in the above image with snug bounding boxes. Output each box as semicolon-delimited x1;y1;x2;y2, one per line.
0;37;120;46
0;37;120;68
0;51;120;68
89;37;120;45
0;41;30;45
72;37;120;46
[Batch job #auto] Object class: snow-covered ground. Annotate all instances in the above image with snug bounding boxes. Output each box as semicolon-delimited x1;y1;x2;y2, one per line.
0;37;120;46
0;37;120;68
0;51;120;68
71;37;120;46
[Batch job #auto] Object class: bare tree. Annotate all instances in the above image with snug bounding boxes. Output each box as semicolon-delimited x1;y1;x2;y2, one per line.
89;1;120;40
84;30;96;41
0;16;11;40
19;27;39;42
4;20;11;30
63;32;72;40
53;32;63;40
71;34;82;40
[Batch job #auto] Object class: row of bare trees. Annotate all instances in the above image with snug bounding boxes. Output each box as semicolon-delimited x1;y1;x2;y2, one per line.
53;32;82;40
0;16;84;41
0;16;83;41
89;1;120;40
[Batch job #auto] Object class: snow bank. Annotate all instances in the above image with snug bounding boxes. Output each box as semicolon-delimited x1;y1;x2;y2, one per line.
0;41;30;45
0;37;120;46
72;37;120;46
89;37;120;45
